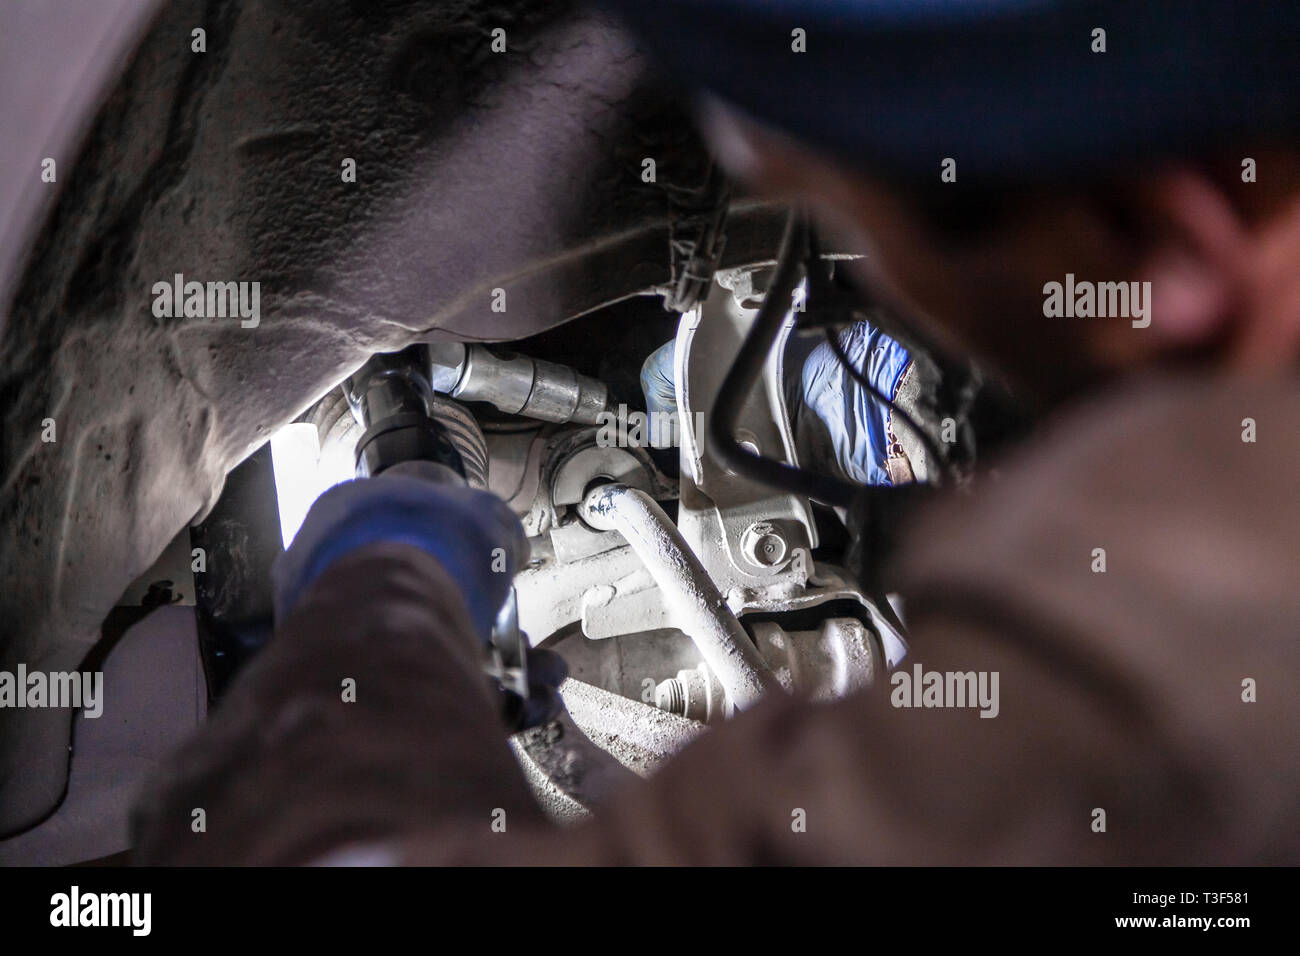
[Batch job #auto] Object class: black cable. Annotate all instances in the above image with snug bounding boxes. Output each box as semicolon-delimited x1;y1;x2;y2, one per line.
708;209;946;599
708;210;860;508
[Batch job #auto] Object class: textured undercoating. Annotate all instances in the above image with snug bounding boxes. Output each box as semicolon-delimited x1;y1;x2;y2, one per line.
512;677;703;822
559;676;703;777
0;0;787;833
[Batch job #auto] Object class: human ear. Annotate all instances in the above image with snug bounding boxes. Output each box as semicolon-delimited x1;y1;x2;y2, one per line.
1136;169;1249;351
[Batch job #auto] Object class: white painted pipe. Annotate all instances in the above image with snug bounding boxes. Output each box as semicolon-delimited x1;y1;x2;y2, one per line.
579;484;779;712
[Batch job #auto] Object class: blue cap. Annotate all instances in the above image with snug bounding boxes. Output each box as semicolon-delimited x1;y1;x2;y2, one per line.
602;0;1300;184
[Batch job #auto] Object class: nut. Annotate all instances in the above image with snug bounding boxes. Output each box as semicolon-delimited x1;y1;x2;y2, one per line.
741;521;788;568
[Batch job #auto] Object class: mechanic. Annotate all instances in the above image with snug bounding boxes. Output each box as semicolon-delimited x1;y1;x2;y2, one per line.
133;1;1300;864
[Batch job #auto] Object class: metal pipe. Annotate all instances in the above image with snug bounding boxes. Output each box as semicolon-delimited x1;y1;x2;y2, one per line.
578;483;779;712
427;341;608;425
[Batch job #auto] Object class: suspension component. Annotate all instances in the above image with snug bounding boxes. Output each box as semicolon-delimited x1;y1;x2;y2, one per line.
578;482;780;713
428;393;489;489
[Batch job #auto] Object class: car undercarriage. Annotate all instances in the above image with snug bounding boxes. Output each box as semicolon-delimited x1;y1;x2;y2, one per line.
0;0;1007;861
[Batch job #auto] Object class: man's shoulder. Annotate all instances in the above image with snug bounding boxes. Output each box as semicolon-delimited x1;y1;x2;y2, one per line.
895;373;1300;626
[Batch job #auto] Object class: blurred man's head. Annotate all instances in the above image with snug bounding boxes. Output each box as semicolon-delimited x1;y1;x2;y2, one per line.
606;0;1300;402
708;110;1300;402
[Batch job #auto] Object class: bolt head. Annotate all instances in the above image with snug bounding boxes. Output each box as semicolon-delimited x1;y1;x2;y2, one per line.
741;521;787;567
